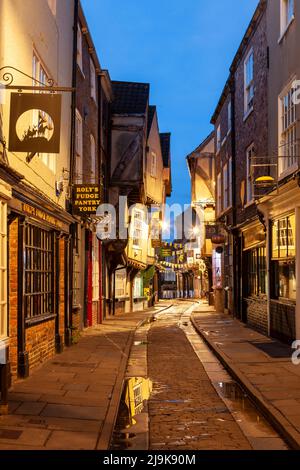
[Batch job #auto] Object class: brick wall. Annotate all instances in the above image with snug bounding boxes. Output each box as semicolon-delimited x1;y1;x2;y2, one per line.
270;300;295;344
8;219;18;379
246;297;268;335
234;11;268;226
25;320;56;371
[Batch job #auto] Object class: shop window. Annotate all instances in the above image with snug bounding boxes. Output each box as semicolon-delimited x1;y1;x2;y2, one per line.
272;214;295;259
133;274;142;298
273;260;296;301
272;214;296;301
92;234;99;301
115;268;127;298
0;201;7;339
245;246;266;296
24;225;54;320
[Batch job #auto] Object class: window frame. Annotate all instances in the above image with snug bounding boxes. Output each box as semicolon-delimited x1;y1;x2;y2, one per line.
280;0;295;36
75;109;83;183
92;234;99;301
216;125;221;153
223;163;229;210
47;0;57;16
244;49;254;115
246;144;255;204
132;208;145;249
216;173;222;215
32;52;56;173
77;24;83;72
24;224;54;323
278;81;297;176
90;58;97;102
245;246;267;297
90;133;96;183
150;151;157;178
227;101;232;133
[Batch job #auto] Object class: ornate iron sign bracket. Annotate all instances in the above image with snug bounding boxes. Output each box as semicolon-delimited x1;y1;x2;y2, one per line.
0;66;74;92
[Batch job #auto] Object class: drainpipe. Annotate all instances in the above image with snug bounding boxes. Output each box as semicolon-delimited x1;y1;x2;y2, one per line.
229;77;239;319
68;0;79;339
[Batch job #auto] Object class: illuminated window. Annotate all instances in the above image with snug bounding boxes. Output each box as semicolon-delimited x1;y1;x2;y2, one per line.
92;234;99;301
133;274;142;298
75;109;83;183
115;268;127;298
246;144;255;203
279;83;297;175
216;173;222;215
0;201;7;340
244;50;254;114
132;209;144;248
223;163;228;210
245;246;266;296
272;214;295;259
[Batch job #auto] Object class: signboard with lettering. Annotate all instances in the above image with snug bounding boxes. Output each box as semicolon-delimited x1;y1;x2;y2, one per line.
160;248;172;258
9;93;61;153
205;224;218;240
73;185;102;215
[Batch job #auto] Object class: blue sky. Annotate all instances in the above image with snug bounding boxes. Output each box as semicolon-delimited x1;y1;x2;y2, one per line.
82;0;259;207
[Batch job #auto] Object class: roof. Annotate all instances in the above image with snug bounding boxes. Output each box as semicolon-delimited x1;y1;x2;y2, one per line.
111;81;150;114
186;131;215;161
160;133;171;168
147;105;156;136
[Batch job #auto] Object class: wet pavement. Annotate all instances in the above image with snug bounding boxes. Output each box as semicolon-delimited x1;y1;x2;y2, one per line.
111;300;289;450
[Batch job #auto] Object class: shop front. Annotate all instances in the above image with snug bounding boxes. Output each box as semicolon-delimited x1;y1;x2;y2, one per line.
270;212;296;343
7;186;74;380
242;223;267;335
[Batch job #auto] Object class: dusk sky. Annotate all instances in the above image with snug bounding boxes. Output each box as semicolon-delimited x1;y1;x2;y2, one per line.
82;0;259;208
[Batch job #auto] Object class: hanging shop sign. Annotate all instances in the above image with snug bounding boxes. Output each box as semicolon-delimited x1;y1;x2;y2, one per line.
160;247;172;258
152;239;162;248
9;93;62;153
205;224;218;240
73;184;102;215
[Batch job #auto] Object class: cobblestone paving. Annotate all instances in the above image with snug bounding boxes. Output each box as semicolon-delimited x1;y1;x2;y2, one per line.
148;302;251;450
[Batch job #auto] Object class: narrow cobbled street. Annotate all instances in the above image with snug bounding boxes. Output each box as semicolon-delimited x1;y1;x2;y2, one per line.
146;301;288;450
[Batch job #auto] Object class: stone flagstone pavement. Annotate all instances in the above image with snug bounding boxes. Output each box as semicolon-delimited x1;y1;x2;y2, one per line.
191;305;300;450
0;304;170;450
